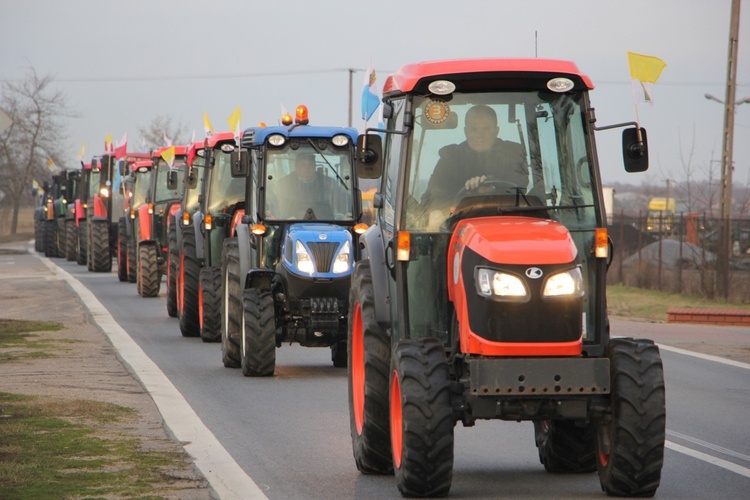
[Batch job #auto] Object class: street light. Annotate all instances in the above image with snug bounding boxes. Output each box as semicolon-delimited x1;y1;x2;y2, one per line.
704;92;749;298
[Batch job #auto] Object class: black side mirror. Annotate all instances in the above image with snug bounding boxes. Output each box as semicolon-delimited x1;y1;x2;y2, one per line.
622;127;648;173
231;149;250;177
356;134;383;179
167;169;178;190
186;168;198;189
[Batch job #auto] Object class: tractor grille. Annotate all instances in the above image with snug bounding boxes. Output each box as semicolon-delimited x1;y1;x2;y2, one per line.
307;242;338;273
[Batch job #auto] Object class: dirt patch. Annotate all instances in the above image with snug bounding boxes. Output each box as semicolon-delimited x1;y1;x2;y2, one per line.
0;261;213;498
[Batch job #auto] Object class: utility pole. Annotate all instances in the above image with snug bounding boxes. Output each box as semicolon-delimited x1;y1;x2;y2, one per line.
348;68;354;128
716;0;741;299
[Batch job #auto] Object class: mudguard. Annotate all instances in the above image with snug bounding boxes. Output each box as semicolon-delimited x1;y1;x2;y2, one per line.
360;225;390;327
235;222;253;288
92;195;107;219
137;204;152;241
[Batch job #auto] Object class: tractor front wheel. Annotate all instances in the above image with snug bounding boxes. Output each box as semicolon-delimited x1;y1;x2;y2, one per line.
199;266;222;342
166;222;178;316
241;288;276;377
137;243;160;298
220;238;241;368
534;419;596;473
596;338;665;497
390;338;454;497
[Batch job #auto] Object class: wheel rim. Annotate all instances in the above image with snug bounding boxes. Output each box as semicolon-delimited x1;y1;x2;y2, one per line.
198;283;204;329
351;302;365;434
178;253;185;312
390;369;403;468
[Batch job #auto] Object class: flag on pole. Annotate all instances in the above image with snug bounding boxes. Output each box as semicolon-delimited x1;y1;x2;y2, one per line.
114;132;128;159
203;112;213;136
227;106;241;143
361;61;380;121
163;132;173;147
161;145;176;169
46;157;56;171
76;141;86;161
105;133;113;152
141;137;148;153
627;52;667;105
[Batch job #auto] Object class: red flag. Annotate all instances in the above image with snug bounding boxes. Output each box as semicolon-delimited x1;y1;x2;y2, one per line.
114;132;128;159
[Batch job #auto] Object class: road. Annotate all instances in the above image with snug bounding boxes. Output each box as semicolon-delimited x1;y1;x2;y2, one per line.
49;256;750;499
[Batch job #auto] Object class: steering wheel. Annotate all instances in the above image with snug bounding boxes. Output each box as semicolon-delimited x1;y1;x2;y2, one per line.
454;178;522;202
575;156;591;188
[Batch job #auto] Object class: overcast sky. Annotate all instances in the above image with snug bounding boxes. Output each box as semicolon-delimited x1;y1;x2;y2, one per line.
2;0;748;191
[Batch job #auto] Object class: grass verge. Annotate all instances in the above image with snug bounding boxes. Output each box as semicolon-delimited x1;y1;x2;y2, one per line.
606;284;750;323
0;319;67;362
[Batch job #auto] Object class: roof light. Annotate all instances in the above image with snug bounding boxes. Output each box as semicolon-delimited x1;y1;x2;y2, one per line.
428;80;456;95
281;113;293;126
547;77;575;93
268;134;286;147
295;105;309;125
331;134;350;147
258;122;267;127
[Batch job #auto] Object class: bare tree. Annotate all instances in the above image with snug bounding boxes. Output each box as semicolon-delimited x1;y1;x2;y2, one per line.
0;68;73;234
138;115;190;151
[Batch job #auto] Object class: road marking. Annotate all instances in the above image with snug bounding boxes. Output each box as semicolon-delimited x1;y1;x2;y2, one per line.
658;344;750;370
668;430;750;463
37;251;268;500
666;441;750;478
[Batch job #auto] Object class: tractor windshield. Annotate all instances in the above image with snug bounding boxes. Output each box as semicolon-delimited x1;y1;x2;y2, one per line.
131;171;152;209
153;157;185;203
88;169;102;199
404;91;596;232
264;143;354;221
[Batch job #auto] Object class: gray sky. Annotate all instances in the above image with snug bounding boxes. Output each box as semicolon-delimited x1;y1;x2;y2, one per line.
2;0;748;191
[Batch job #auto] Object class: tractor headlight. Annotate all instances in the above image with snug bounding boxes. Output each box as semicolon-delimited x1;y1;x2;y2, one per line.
332;241;350;274
295;240;315;275
542;267;584;298
476;268;528;300
100;187;110;197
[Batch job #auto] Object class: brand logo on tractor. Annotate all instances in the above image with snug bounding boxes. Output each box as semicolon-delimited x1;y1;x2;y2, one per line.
318;233;327;240
525;267;543;279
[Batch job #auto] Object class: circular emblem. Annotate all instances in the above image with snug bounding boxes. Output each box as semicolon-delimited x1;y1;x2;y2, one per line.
525;267;543;279
318;233;327;240
424;99;450;125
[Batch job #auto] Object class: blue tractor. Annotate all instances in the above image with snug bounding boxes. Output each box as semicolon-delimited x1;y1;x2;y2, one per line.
221;106;371;376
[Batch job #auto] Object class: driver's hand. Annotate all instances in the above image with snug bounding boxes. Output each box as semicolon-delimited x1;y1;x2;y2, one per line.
465;175;487;190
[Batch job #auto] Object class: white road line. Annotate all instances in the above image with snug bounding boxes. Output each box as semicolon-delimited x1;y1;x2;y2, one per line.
667;430;750;463
658;344;750;370
37;251;268;500
666;441;750;479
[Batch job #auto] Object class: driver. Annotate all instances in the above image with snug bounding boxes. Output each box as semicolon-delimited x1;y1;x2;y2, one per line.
422;104;542;226
275;152;345;219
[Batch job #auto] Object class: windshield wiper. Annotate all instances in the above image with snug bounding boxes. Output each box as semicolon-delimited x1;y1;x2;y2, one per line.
305;138;349;191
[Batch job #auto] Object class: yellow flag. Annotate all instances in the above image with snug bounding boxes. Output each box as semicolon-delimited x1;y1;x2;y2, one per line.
628;52;666;105
204;112;214;136
105;133;113;152
46;157;55;170
227;107;241;139
161;145;176;168
76;141;86;161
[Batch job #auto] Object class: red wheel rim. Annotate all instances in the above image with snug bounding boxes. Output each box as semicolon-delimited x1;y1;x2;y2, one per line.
352;303;365;434
390;369;403;468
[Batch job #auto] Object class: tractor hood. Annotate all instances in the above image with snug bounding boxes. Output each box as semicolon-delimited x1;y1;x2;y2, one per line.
281;223;353;278
453;216;578;266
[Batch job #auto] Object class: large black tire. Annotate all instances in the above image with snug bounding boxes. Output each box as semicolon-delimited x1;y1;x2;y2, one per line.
165;223;178;317
178;230;200;337
390;338;454;497
220;238;241;368
347;261;393;475
241;288;276;376
44;220;59;258
65;220;77;261
56;217;66;257
34;212;43;252
199;266;222;342
137;243;161;298
126;238;137;283
116;218;128;282
596;338;665;497
534;419;597;473
76;220;87;265
89;220;112;272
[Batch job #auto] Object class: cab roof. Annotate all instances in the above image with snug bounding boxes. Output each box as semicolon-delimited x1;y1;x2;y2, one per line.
152;145;188;157
205;131;235;148
382;58;594;96
241;125;358;147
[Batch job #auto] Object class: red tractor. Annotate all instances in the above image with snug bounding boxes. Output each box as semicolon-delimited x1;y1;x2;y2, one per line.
134;145;188;297
348;59;665;497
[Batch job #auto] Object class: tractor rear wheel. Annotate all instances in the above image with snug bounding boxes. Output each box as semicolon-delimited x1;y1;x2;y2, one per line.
116;218;128;282
126;238;137;282
241;288;276;376
65;220;77;261
220;238;241;368
178;230;200;337
76;220;87;265
137;243;160;297
348;261;393;475
44;220;59;258
596;338;665;497
390;338;454;497
534;419;596;473
199;266;222;342
89;220;112;272
165;222;178;317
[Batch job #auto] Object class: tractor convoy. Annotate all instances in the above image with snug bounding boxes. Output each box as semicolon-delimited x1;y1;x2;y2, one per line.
33;57;665;498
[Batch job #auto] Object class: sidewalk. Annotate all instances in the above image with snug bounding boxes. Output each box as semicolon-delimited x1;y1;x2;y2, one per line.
0;240;213;499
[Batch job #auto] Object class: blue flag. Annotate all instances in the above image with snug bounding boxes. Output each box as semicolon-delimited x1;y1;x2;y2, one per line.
361;61;380;121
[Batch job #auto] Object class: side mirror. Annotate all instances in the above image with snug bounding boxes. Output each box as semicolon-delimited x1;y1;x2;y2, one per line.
356;134;383;179
186;168;198;189
166;169;178;190
231;149;250;177
622;127;648;173
91;158;99;170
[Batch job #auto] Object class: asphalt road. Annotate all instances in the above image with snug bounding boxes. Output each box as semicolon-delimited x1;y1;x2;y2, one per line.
38;254;750;498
